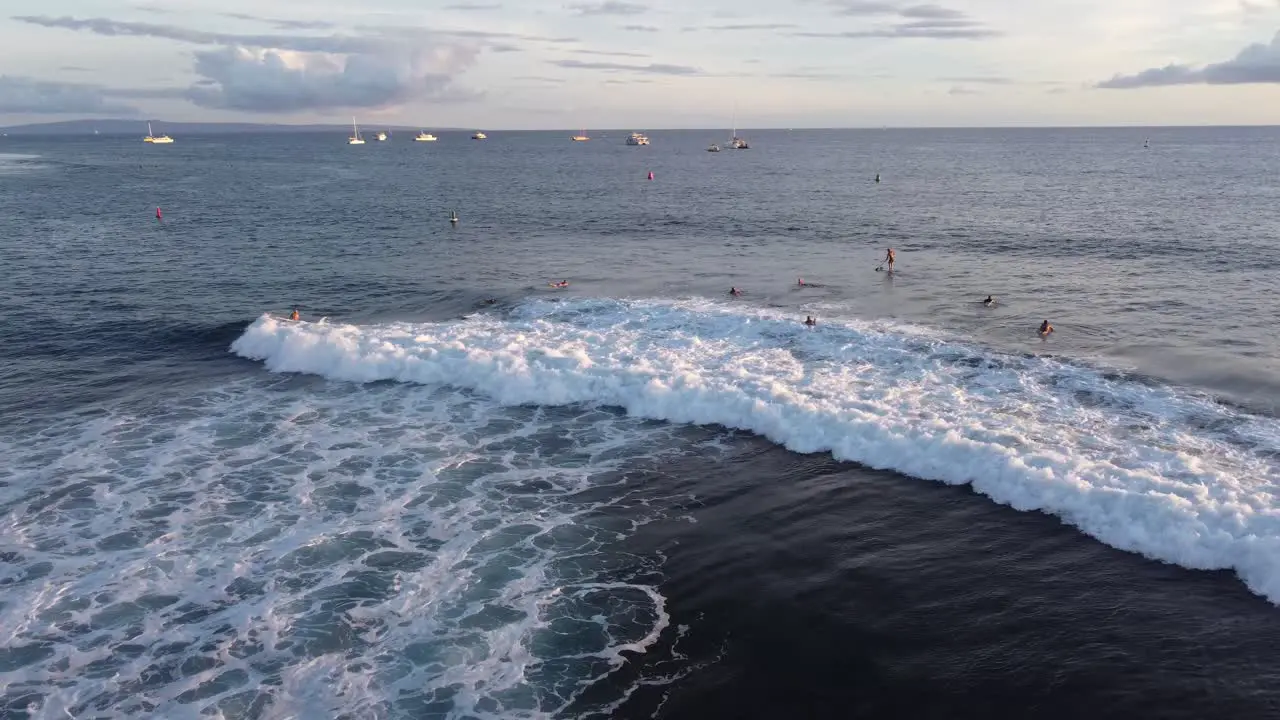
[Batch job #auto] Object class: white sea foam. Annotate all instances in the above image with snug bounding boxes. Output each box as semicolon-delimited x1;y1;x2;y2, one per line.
0;380;694;718
232;297;1280;604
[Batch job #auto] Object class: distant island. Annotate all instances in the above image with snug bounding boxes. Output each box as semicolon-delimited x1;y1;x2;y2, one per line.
0;119;466;136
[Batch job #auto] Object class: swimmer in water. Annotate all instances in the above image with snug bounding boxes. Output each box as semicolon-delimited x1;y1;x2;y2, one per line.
983;295;995;306
798;277;805;286
289;308;300;321
1039;319;1054;336
730;287;742;296
803;316;816;326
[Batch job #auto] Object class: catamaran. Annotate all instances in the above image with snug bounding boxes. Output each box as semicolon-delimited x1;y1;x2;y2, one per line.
348;118;365;145
143;122;173;144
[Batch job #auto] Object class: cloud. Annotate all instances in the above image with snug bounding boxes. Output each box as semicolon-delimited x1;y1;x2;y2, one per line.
827;0;899;14
948;85;981;95
566;1;647;16
58;65;92;72
808;1;997;38
700;23;798;30
621;24;659;31
793;22;998;39
514;75;566;83
899;4;964;19
570;49;650;57
0;75;139;114
220;13;335;30
13;15;485;112
938;75;1011;84
550;59;700;75
183;46;479;111
445;2;502;8
1098;31;1280;88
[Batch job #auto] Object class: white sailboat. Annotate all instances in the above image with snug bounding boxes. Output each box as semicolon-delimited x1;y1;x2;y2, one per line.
143;121;174;144
348;117;365;145
729;109;749;149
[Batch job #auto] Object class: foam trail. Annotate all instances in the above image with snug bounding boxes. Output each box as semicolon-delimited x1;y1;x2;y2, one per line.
0;381;690;718
233;297;1280;604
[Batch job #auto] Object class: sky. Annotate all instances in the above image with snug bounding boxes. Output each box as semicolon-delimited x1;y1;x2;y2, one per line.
2;0;1280;128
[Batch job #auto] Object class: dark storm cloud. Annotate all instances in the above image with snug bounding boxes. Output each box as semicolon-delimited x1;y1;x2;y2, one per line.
0;75;139;114
12;15;486;113
1098;32;1280;88
566;1;647;16
550;59;700;75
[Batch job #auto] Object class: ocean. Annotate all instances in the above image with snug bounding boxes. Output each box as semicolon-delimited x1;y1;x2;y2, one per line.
2;126;1280;719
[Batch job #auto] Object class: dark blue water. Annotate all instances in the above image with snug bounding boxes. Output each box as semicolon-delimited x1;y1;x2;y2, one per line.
2;128;1280;719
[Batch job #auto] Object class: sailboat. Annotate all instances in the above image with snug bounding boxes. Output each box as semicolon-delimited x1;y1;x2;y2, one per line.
571;128;590;141
143;121;174;144
729;109;749;149
348;118;365;145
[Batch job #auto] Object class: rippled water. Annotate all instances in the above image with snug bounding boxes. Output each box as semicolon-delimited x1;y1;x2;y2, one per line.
3;128;1280;719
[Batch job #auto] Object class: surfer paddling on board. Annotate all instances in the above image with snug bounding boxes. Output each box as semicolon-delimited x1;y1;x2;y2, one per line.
1038;319;1054;336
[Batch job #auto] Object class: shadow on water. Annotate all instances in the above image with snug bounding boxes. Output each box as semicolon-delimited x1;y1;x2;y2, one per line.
605;438;1280;720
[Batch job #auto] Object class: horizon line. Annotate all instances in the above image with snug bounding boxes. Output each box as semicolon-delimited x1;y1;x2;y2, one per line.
5;119;1280;133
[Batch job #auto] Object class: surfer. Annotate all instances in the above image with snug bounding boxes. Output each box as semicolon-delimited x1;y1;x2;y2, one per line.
803;316;816;326
1039;319;1054;336
289;308;300;321
549;280;569;288
729;287;743;296
983;295;996;306
884;248;896;272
